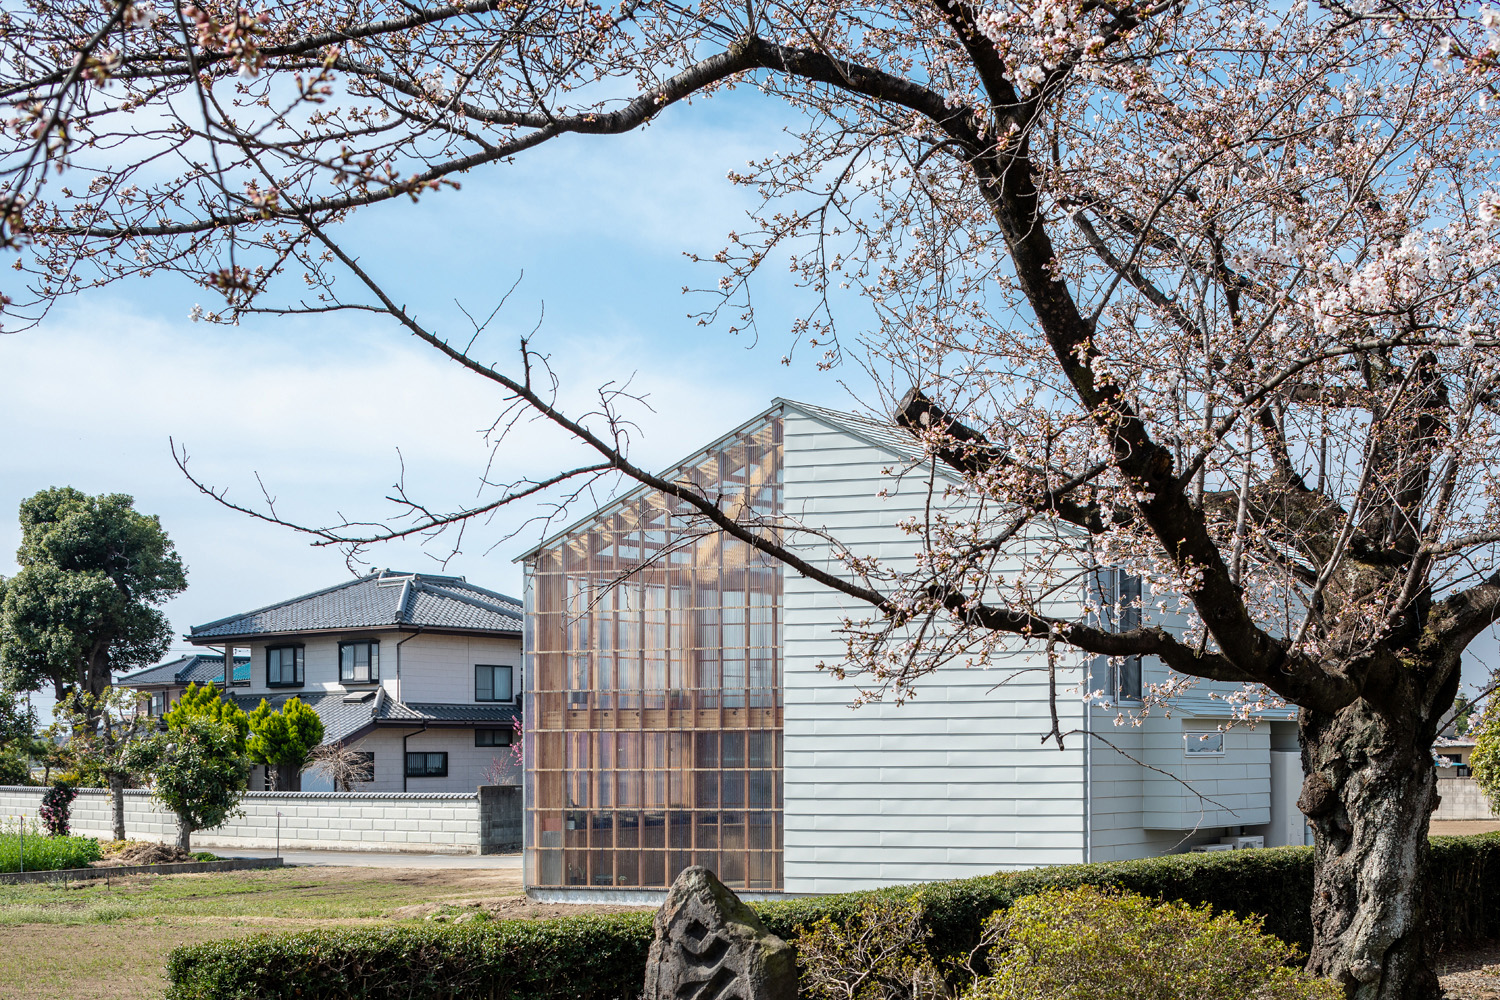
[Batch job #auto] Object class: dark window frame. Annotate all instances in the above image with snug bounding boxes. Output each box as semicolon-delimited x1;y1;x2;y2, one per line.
475;664;514;702
266;645;306;687
339;640;381;685
475;727;515;748
348;751;376;782
1100;569;1144;703
405;751;448;778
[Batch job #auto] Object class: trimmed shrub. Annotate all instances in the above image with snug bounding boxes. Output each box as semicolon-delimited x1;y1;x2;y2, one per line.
0;820;102;872
967;886;1340;1000
164;834;1500;1000
165;913;656;1000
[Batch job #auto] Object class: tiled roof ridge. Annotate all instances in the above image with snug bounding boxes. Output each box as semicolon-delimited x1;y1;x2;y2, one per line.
190;573;381;635
406;579;522;620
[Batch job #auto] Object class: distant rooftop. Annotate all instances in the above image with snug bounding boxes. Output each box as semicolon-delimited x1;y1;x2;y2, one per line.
117;653;251;688
189;570;522;642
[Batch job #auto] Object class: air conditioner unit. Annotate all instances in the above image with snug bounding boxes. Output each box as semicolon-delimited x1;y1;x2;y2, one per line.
1220;835;1265;850
1190;843;1236;853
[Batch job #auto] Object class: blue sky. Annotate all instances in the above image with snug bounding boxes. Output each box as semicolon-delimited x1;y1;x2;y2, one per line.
0;95;868;685
1;89;1494;718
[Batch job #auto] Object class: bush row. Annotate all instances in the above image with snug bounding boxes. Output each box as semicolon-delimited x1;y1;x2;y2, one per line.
0;825;102;873
164;834;1500;1000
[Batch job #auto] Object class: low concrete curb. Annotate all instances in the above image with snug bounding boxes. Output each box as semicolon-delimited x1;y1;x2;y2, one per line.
0;856;285;884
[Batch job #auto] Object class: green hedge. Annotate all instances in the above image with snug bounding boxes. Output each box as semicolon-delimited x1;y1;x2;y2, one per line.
165;834;1500;1000
0;828;102;873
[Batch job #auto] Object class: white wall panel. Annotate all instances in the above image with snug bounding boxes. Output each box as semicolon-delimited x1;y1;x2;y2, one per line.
780;406;1087;893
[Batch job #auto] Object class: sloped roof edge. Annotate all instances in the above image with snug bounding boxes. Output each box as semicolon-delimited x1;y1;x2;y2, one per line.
513;397;941;563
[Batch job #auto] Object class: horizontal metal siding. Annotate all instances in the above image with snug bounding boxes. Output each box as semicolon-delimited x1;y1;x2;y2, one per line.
781;408;1085;893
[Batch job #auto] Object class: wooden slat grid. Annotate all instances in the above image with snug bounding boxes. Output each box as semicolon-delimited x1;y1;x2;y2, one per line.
525;415;784;890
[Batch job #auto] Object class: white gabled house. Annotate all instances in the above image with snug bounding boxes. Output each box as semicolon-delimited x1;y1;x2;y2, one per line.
124;570;525;792
518;399;1308;900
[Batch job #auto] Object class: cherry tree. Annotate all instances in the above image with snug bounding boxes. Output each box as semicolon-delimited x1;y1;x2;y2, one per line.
5;1;1500;996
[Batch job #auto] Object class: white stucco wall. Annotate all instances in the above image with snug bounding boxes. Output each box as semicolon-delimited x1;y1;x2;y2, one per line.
233;632;521;705
0;786;481;853
779;406;1088;893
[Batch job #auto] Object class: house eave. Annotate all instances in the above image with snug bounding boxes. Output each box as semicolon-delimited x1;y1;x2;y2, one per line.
185;623;521;645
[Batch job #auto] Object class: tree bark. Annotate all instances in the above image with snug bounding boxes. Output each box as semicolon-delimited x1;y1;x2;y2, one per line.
1300;696;1440;999
108;772;125;842
176;818;193;853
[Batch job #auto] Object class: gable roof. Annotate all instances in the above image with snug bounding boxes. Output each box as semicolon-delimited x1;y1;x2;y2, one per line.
189;570;522;642
779;398;940;468
117;654;250;688
514;397;944;562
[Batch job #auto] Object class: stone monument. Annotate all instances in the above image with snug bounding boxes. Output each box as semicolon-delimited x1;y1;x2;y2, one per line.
641;866;797;1000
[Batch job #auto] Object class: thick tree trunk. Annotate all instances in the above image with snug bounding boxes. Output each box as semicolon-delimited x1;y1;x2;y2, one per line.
108;772;126;842
1300;697;1440;1000
176;818;193;853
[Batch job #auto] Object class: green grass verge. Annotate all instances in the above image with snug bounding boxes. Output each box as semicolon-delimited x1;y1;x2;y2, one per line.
0;868;513;926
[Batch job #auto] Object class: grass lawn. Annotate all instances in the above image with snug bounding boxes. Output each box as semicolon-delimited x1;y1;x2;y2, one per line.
0;866;526;1000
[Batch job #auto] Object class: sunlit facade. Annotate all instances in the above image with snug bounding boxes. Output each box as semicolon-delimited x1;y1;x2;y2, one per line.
521;398;1302;898
523;413;784;890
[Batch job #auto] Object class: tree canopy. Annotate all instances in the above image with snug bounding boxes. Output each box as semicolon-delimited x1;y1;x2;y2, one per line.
5;1;1500;996
0;489;187;702
247;696;324;790
166;682;250;750
125;714;250;852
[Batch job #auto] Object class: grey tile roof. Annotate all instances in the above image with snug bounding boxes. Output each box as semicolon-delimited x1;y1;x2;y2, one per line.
190;570;522;640
377;701;520;726
230;690;378;745
117;654;250;688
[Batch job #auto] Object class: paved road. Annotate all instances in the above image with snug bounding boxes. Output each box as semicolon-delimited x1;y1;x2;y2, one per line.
219;847;522;869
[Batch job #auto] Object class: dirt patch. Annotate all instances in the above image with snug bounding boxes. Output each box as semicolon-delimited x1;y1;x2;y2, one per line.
387;895;652;922
1431;821;1500;836
1441;942;1500;999
93;842;195;867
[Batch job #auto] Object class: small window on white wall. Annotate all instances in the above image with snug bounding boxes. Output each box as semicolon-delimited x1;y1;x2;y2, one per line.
339;641;379;684
1097;568;1144;702
475;664;513;702
1184;731;1225;755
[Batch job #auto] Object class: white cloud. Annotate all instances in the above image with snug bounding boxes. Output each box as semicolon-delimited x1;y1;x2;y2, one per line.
0;297;776;648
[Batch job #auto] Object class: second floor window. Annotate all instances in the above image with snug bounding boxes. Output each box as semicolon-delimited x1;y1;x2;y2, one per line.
340;641;380;684
475;727;515;747
267;645;305;686
475;664;513;702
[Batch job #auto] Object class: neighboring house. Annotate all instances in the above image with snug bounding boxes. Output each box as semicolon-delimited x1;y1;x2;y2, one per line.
1434;736;1476;777
124;570;524;792
517;399;1309;899
116;653;250;717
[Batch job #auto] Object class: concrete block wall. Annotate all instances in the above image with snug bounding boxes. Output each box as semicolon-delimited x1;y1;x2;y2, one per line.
0;786;484;854
1435;777;1498;821
479;785;521;853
